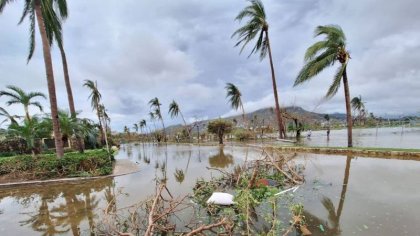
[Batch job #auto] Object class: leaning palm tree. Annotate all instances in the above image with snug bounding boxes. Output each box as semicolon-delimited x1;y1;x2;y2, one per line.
139;119;147;140
294;25;353;147
1;0;66;157
225;83;246;125
351;95;366;125
133;123;139;133
83;80;105;144
168;100;190;139
0;107;20;125
232;0;285;138
149;97;166;141
0;85;46;121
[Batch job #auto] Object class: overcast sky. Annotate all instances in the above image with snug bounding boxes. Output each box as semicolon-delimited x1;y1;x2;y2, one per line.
1;0;419;131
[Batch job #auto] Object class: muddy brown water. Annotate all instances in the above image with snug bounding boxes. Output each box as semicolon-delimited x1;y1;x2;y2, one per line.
0;143;419;235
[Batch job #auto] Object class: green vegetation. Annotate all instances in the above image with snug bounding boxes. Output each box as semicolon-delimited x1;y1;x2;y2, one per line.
0;0;68;157
294;25;353;147
0;149;113;180
207;119;233;144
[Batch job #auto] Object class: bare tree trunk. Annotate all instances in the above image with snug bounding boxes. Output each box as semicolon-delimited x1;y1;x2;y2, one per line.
342;67;353;147
265;31;285;139
35;0;64;158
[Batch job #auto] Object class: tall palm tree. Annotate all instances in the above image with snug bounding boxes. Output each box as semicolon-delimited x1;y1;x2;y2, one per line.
83;80;105;144
232;0;285;138
0;0;66;157
168;100;190;139
225;83;246;125
0;107;20;125
0;85;46;121
294;25;353;147
149;97;166;141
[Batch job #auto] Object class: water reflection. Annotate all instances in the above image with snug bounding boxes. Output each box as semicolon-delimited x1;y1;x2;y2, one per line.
0;178;114;235
304;155;352;235
208;147;234;168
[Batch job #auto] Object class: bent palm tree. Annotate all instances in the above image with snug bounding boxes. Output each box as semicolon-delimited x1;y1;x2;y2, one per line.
225;83;246;125
133;123;139;133
1;0;66;157
232;0;285;138
294;25;353;147
149;97;166;141
168;100;190;139
84;80;105;144
0;85;46;121
351;95;365;125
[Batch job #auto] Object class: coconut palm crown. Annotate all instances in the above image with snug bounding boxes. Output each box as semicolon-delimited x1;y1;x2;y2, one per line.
294;24;353;147
0;85;46;121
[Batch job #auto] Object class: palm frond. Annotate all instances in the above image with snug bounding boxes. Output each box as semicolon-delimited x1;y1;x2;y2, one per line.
29;101;44;112
294;49;336;86
232;0;268;59
168;100;179;118
325;64;346;98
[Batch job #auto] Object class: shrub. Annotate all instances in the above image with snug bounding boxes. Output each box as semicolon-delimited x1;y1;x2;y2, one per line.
232;128;252;141
0;149;113;179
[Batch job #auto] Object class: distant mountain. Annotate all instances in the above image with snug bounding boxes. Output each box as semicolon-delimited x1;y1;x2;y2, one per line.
165;106;346;133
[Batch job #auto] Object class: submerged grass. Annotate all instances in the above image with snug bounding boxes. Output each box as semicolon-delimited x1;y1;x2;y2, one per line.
0;149;113;181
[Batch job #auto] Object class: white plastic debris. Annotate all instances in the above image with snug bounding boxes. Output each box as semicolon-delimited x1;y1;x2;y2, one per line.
206;192;235;205
274;186;299;196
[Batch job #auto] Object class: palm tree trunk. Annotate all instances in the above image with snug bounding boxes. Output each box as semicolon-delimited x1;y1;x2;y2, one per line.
161;119;167;142
59;44;76;116
265;31;285;139
95;105;105;145
34;0;64;158
59;44;84;151
241;103;247;128
24;105;30;121
342;67;353;147
179;111;191;141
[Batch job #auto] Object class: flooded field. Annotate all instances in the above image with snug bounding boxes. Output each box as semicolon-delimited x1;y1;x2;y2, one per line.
0;143;419;235
299;127;420;149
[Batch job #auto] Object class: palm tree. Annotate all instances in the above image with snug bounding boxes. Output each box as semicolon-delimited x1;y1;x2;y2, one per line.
0;107;20;125
139;119;147;140
232;0;285;138
225;83;246;126
351;95;365;125
83;80;105;144
1;0;66;157
8;116;51;155
133;123;139;133
168;100;190;139
149;97;166;141
294;25;353;147
0;85;46;121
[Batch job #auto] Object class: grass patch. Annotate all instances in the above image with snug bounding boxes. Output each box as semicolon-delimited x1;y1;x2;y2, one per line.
0;149;113;181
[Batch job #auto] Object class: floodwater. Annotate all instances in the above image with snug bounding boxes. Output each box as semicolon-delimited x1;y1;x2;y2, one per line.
0;143;419;235
299;127;420;149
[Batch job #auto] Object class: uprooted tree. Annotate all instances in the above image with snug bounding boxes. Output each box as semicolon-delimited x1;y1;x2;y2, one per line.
207;119;233;144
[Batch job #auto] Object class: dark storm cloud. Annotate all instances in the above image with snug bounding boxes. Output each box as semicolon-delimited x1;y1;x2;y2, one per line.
1;0;419;130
